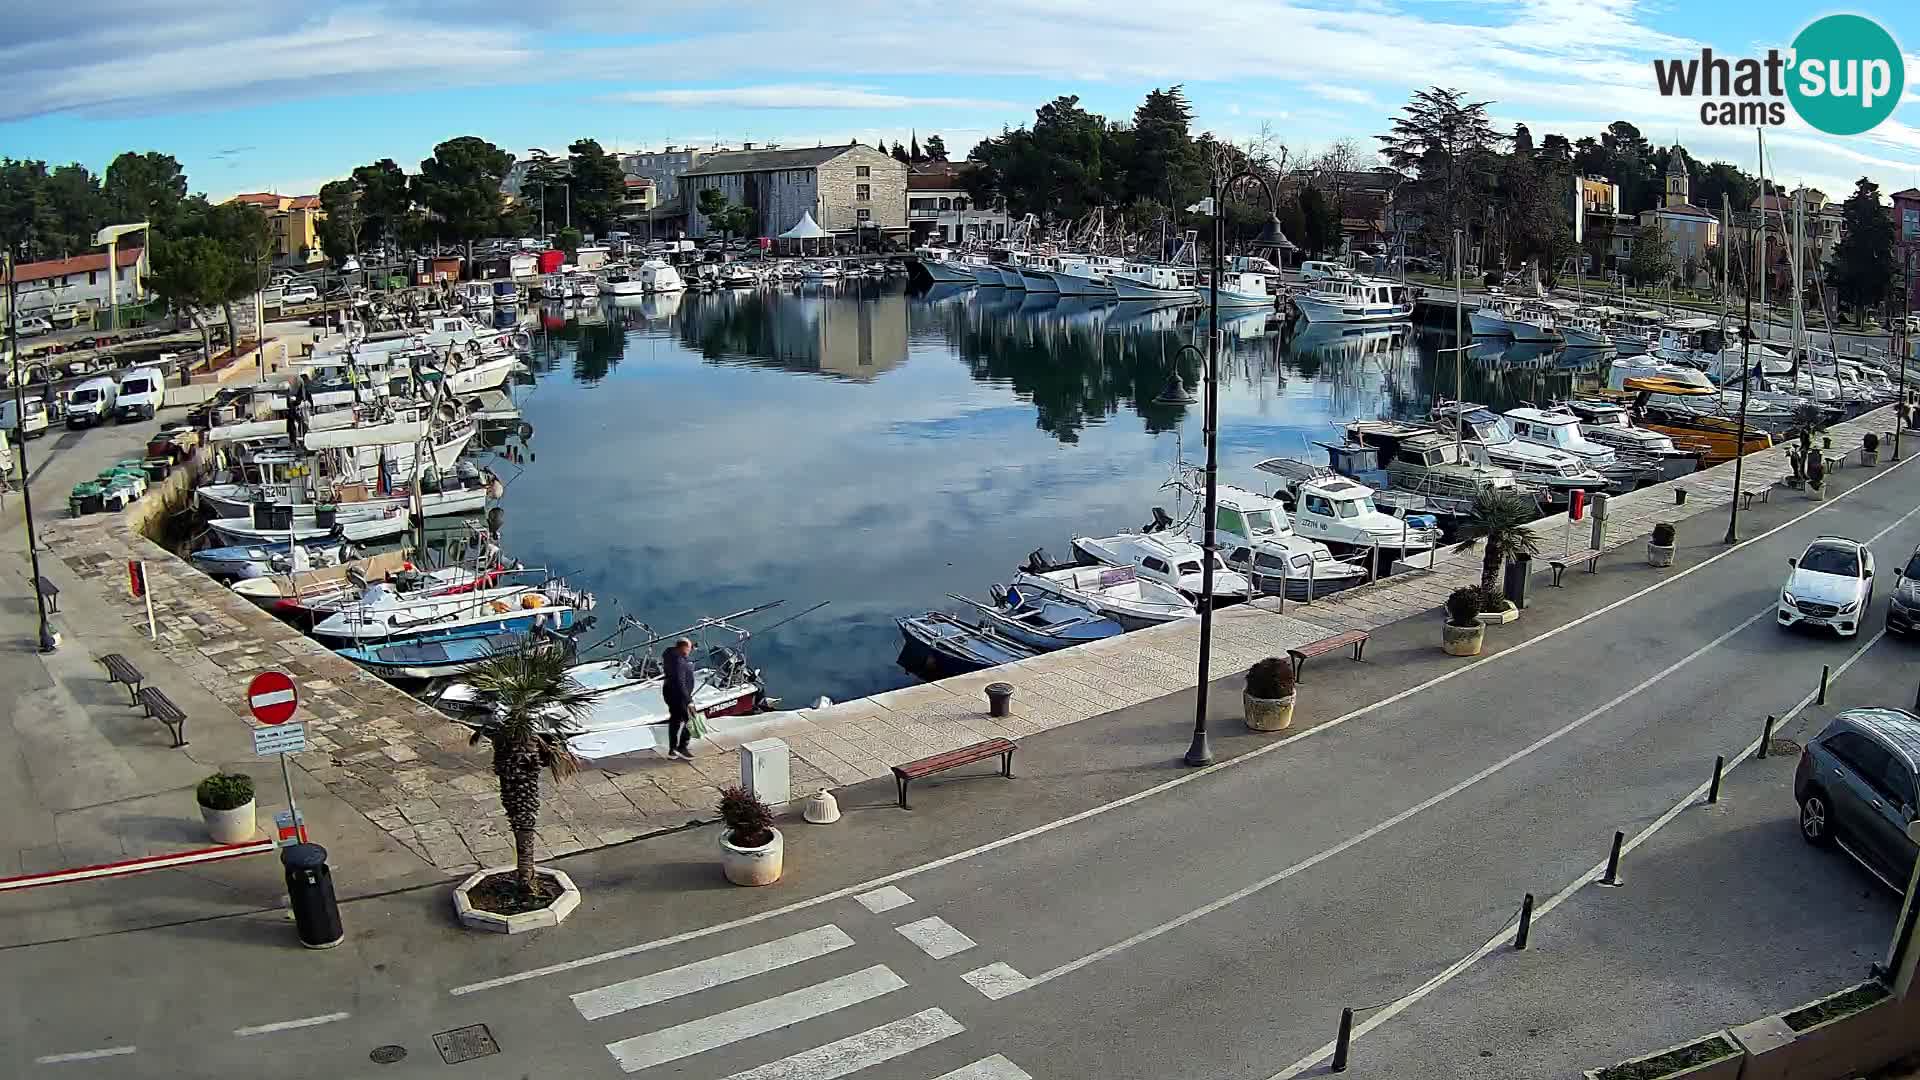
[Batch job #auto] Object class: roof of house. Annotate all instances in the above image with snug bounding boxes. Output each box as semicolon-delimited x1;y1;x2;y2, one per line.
287;195;321;211
230;192;285;208
624;175;654;188
1650;203;1717;220
1891;188;1920;201
681;143;875;178
908;166;975;192
6;246;144;285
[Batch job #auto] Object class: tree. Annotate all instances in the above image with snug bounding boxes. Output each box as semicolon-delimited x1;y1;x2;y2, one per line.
567;138;626;237
1512;124;1534;158
1294;186;1341;256
697;187;733;238
316;179;362;264
457;643;604;896
1692;162;1759;223
103;151;189;232
555;227;582;258
522;152;571;234
412;136;515;262
1124;86;1200;212
1829;176;1896;327
910;132;922;162
1378;88;1501;268
891;141;910;164
146;234;230;357
192;200;272;343
1538;133;1572;162
923;134;949;163
1628;224;1675;286
1454;490;1542;593
351;159;411;249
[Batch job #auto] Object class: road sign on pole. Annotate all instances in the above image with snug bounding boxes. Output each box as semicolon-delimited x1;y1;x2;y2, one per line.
247;671;299;725
251;722;308;756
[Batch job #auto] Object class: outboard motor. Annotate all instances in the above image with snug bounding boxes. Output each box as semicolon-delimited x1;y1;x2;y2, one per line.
1143;507;1174;534
1023;549;1054;574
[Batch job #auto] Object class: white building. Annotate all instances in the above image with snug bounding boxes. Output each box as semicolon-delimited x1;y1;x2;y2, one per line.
2;247;148;317
907;163;1010;246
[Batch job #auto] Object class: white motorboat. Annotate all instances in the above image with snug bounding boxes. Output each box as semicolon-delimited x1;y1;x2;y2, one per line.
1472;295;1558;341
1194;485;1368;598
639;258;686;293
1070;532;1253;605
1016;254;1061;293
1431;402;1606;503
207;504;411;545
457;281;494;308
603;264;645;296
1109;263;1199;304
1341;421;1527;515
197;471;491;521
1251;461;1442;555
309;578;583;642
1502;406;1646;491
1011;557;1196;631
1209;271;1276;309
1551;401;1703;482
1292;274;1412;323
719;263;760;288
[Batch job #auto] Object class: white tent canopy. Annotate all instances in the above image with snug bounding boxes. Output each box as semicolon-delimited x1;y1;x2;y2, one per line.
779;212;828;240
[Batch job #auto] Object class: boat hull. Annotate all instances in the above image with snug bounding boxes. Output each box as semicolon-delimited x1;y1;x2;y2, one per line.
1047;271;1113;297
1018;269;1059;293
1296;295;1413;324
920;259;978;285
1109;278;1197;305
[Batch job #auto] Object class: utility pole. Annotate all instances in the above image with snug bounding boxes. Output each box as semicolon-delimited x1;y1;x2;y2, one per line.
6;252;58;652
1898;253;1910;462
1727;217;1754;545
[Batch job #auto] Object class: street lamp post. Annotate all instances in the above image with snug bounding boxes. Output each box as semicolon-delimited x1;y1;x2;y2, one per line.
1726;216;1754;545
5;252;57;652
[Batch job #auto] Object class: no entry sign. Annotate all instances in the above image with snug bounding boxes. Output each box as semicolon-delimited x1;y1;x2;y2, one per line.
247;671;299;725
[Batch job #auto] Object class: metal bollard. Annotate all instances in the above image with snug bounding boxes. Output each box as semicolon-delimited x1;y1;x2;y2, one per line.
1514;893;1535;950
1675;488;1688;506
1759;714;1775;759
1370;543;1380;583
1331;1007;1355;1072
1599;830;1625;887
1818;664;1831;706
1708;755;1725;804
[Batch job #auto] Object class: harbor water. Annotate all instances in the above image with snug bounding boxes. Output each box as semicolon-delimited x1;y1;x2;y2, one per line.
487;282;1604;705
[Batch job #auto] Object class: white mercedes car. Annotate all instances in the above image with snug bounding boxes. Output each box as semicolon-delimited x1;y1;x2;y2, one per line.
1778;536;1875;637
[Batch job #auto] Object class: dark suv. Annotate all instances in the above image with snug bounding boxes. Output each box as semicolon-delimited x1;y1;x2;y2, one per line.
1795;709;1920;889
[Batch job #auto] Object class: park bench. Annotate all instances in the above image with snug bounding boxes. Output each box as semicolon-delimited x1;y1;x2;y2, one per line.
136;686;188;748
892;738;1015;809
1549;549;1601;587
1286;630;1370;679
1739;487;1771;510
34;576;59;613
99;653;145;703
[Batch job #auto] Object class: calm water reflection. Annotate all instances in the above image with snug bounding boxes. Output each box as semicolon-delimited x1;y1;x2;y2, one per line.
491;284;1604;704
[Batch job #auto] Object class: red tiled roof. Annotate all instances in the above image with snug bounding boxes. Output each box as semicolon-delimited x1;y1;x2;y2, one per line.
624;176;654;189
1892;188;1920;201
286;195;321;210
230;192;284;207
6;247;143;284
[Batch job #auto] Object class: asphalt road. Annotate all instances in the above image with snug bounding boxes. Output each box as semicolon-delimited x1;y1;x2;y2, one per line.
8;451;1920;1079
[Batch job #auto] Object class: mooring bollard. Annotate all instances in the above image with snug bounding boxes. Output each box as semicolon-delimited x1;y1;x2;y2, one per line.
1708;755;1725;804
1675;487;1688;506
1370;543;1380;583
1514;893;1535;950
1599;830;1625;887
1307;558;1318;604
1759;714;1775;759
1818;664;1831;706
1331;1007;1355;1072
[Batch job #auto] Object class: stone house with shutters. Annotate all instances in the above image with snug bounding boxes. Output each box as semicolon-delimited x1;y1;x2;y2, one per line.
676;143;907;245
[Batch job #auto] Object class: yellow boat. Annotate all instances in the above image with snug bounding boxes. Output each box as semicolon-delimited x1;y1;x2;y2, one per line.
1600;378;1772;466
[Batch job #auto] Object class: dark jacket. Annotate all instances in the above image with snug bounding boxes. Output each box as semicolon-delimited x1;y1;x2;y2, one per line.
662;647;696;708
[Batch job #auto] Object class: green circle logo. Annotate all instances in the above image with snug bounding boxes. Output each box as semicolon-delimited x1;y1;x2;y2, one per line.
1787;14;1905;135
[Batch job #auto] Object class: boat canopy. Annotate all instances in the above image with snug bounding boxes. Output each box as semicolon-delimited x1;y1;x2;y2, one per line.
303;419;428;450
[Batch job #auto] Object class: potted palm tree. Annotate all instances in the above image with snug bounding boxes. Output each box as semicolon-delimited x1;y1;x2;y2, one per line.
1243;657;1296;732
1862;432;1879;468
1443;587;1485;656
1648;522;1677;567
450;641;603;932
718;786;783;886
197;772;256;844
1454;490;1541;624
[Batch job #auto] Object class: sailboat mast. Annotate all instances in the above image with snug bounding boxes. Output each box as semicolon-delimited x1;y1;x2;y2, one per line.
1757;128;1769;342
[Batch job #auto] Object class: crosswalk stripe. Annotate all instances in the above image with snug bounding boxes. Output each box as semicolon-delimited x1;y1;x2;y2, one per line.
854;885;914;913
574;925;856;1020
894;915;976;960
718;1007;963;1080
605;964;907;1074
934;1055;1036;1080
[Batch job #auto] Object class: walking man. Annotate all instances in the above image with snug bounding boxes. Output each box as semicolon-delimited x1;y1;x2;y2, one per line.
663;638;697;760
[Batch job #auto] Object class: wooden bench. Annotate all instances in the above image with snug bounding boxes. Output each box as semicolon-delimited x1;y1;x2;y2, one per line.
136;686;188;748
33;576;59;613
1821;451;1847;475
892;738;1015;809
98;653;145;703
1549;549;1601;586
1287;630;1370;679
1739;487;1771;509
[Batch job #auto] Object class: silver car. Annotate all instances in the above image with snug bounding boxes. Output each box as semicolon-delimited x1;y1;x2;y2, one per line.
1795;708;1920;889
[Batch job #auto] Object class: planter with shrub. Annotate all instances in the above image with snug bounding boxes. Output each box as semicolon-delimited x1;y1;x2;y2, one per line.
196;771;257;844
719;786;783;886
1443;587;1486;656
1648;522;1677;567
1475;583;1517;625
1243;657;1297;733
1583;1032;1741;1080
1861;432;1879;467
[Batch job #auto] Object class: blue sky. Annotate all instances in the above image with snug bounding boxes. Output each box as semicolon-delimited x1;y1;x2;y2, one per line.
4;1;1918;202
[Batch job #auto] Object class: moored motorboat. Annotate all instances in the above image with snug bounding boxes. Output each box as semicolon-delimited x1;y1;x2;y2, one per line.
1011;555;1197;630
897;612;1037;676
945;589;1125;652
1070;531;1253;606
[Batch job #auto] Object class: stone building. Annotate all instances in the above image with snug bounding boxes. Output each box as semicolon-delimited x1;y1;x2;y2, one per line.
1635;148;1720;272
677;144;907;244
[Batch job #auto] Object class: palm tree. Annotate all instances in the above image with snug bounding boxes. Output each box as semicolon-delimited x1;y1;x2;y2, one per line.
460;641;604;895
1454;489;1543;593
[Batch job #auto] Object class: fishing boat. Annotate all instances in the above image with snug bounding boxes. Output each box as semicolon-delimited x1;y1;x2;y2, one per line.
1070;532;1253;606
206;504;411;545
1109;263;1199;305
1015;253;1062;293
897;612;1037;676
308;577;590;643
335;627;558;680
961;253;1005;287
190;539;357;581
1252;461;1443;555
1012;555;1197;630
197;460;494;522
913;247;980;286
490;280;523;307
1292;274;1413;324
1210;271;1276;309
945;590;1125;652
233;561;501;620
1047;254;1124;297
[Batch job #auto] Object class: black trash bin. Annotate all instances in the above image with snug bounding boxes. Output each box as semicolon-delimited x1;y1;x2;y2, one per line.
251;499;274;528
281;843;344;949
985;682;1015;719
313;504;337;531
1503;554;1533;611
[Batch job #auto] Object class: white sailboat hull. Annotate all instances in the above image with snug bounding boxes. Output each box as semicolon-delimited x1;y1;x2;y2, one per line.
1110;277;1197;304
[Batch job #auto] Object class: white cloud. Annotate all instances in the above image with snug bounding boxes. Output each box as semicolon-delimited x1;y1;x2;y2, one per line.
1305;84;1377;107
604;85;1016;110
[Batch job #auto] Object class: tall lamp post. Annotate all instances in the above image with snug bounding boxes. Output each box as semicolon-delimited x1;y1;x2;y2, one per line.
5;252;58;652
1163;168;1291;768
1726;205;1753;545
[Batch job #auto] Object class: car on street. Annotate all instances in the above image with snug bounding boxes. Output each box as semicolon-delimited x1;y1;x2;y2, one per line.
280;283;320;304
1796;708;1920;889
18;315;53;337
1886;546;1920;636
1778;535;1874;637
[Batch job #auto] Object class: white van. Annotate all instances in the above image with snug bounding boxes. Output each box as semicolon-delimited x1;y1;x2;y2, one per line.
1299;260;1347;283
116;367;166;422
1;396;50;439
66;376;119;428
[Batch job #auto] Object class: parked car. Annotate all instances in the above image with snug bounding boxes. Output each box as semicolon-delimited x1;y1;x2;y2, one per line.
1796;708;1920;889
280;283;320;304
1778;535;1875;637
18;315;53;337
1886;547;1920;636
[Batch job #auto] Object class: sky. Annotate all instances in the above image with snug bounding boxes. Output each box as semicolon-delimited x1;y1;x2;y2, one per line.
4;1;1920;204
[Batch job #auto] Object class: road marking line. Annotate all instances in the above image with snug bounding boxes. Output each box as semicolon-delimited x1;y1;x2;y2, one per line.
573;925;855;1021
961;962;1031;1000
1267;624;1900;1078
855;885;914;913
35;1047;136;1064
935;1055;1037;1080
895;915;977;959
449;450;1914;998
233;1011;350;1037
1011;607;1775;994
717;1007;963;1080
604;964;906;1074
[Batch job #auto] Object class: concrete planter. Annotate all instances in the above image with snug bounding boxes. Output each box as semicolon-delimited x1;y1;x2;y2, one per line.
721;827;784;886
1442;622;1484;656
1647;542;1676;567
1731;980;1901;1080
1243;691;1296;732
200;799;256;844
1862;449;1880;467
1477;601;1517;625
1582;1032;1741;1080
453;866;582;934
